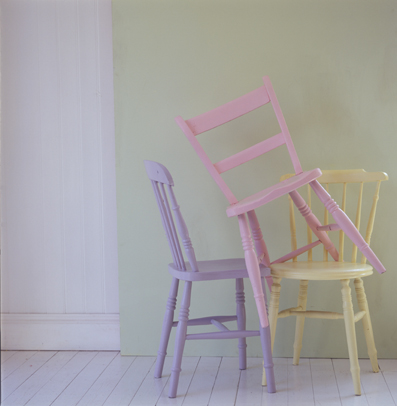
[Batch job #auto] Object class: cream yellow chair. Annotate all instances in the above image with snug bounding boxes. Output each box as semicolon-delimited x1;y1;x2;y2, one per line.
262;169;388;395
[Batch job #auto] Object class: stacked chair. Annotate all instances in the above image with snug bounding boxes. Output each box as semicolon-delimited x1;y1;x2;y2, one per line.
173;76;386;394
144;160;275;398
264;169;388;395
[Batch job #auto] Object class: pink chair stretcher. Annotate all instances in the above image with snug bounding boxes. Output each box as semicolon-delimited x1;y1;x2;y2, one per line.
175;76;386;355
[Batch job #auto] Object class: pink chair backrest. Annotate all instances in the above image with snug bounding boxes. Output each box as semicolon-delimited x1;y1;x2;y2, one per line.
175;76;303;204
144;160;199;272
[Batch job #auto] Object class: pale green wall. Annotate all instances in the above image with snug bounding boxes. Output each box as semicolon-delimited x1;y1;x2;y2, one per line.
113;0;397;358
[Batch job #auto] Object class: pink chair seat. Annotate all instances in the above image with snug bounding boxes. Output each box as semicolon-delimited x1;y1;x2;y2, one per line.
226;168;322;217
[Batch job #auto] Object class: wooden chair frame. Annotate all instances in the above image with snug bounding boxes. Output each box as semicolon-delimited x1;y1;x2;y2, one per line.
263;169;388;395
144;160;276;397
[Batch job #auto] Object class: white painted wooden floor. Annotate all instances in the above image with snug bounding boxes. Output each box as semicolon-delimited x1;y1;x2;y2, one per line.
1;351;396;406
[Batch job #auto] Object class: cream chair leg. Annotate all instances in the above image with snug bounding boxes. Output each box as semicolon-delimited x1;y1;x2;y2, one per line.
293;280;309;365
262;276;282;386
354;278;379;373
341;279;361;396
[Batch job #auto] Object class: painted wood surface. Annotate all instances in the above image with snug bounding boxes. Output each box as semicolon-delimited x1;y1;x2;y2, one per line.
1;0;119;350
145;160;274;397
2;352;397;406
266;169;388;394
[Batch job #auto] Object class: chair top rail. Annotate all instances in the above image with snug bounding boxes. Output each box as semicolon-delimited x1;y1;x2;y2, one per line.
185;85;270;136
144;160;174;186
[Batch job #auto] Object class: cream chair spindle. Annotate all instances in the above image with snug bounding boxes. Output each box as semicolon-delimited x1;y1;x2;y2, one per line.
262;169;388;395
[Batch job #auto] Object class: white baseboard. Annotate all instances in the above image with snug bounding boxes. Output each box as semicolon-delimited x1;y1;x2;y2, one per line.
1;313;120;351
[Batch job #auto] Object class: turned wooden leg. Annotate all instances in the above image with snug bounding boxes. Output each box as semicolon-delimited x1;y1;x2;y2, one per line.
260;324;276;393
289;189;339;261
310;180;385;274
169;281;192;398
155;277;179;378
247;210;273;291
293;280;309;365
341;279;361;396
236;278;247;370
238;214;269;329
262;276;282;386
354;278;379;373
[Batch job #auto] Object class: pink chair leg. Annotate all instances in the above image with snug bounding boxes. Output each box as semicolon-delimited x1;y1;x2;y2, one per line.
168;281;192;398
310;180;386;274
155;277;179;378
247;210;273;291
238;214;269;329
237;213;275;391
261;276;268;314
289;189;339;261
236;278;247;370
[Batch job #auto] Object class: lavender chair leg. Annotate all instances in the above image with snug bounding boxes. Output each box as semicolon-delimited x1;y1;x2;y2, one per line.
236;278;247;370
169;281;192;398
260;325;276;393
155;277;179;378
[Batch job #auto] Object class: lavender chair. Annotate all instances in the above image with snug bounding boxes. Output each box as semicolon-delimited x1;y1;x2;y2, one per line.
144;160;275;398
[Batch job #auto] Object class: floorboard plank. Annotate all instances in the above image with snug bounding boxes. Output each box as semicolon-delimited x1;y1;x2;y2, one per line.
25;351;98;406
359;359;395;406
76;354;136;406
1;351;37;380
379;359;397;373
182;356;222;406
1;351;56;401
333;359;369;406
1;351;77;406
235;357;263;406
382;371;397;405
129;356;173;406
208;356;241;406
262;358;289;406
286;358;315;406
51;352;118;406
1;351;18;364
310;358;342;406
102;356;156;406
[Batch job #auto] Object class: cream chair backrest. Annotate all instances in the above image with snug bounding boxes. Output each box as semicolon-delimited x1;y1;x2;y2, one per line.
281;169;388;264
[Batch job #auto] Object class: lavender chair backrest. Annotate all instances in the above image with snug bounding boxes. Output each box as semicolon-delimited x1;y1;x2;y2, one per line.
144;160;199;272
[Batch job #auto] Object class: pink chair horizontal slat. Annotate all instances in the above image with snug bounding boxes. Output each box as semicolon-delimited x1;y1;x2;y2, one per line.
186;86;270;135
214;132;285;174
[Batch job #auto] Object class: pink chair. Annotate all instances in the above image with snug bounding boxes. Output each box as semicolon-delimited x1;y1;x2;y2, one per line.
175;76;386;342
144;160;276;398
